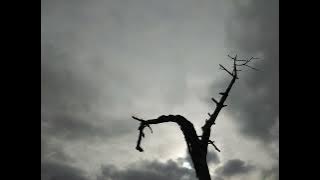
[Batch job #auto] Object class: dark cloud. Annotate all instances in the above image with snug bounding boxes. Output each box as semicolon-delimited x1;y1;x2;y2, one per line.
41;138;74;163
41;42;139;142
97;159;197;180
41;145;197;180
41;161;89;180
261;165;279;180
212;177;224;180
206;150;220;164
208;0;279;143
43;114;108;140
41;43;95;111
41;139;89;180
41;0;278;180
215;159;255;177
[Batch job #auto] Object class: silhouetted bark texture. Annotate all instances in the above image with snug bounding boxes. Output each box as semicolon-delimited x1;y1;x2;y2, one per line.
132;55;259;180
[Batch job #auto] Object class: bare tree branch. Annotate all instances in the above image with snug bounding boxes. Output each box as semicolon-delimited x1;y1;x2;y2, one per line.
131;54;260;180
132;116;153;133
227;54;233;59
219;64;234;77
132;115;201;153
236;56;260;66
227;54;238;60
208;140;220;152
211;97;219;104
243;64;259;71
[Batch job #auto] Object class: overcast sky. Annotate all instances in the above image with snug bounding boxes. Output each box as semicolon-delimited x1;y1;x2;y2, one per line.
41;0;278;180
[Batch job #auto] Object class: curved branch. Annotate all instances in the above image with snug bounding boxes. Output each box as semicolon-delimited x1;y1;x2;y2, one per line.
133;115;211;179
132;115;201;153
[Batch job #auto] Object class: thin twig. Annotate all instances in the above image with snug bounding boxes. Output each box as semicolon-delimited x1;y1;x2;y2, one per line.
219;64;234;77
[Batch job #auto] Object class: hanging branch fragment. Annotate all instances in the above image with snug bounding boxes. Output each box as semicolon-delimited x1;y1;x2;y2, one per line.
132;116;154;152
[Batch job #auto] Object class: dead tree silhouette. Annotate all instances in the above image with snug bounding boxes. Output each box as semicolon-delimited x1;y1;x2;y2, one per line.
132;55;259;180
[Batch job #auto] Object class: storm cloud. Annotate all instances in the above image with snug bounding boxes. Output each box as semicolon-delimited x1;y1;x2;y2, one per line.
41;0;278;180
209;0;279;143
98;159;197;180
41;161;90;180
261;164;279;180
215;159;255;177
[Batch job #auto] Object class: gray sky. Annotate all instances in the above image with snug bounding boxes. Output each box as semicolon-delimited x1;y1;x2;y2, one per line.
41;0;278;180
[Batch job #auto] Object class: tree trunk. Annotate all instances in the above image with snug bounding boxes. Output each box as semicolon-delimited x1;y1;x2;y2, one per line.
191;151;211;180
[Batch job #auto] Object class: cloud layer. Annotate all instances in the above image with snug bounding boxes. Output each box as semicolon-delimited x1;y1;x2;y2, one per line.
41;0;278;180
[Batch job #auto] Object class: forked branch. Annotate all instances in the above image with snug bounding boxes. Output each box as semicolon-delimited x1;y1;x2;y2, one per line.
132;115;200;153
